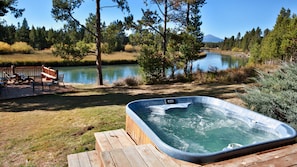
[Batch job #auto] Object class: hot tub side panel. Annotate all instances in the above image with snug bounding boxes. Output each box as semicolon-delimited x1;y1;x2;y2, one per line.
126;114;154;145
126;114;200;166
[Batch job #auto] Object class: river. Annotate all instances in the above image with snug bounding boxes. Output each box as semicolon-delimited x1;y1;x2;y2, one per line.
57;52;247;84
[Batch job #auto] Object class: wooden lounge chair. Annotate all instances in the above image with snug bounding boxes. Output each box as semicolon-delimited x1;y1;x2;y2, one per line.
3;71;33;84
3;71;16;82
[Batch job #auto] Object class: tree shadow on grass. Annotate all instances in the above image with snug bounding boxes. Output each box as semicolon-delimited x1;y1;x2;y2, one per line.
0;83;245;112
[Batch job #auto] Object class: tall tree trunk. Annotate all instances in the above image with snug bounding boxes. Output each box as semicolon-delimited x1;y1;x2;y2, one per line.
162;0;168;78
96;0;103;85
186;2;190;27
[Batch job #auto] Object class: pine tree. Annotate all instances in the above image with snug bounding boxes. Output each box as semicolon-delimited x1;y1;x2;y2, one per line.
15;18;30;43
29;26;37;48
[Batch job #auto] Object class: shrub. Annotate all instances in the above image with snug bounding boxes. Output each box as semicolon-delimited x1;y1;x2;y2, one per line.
124;76;142;86
52;41;90;61
193;66;256;84
124;44;136;52
11;42;34;54
88;43;96;52
224;66;256;83
113;77;142;86
113;79;126;86
232;47;243;52
76;41;91;56
175;73;191;83
0;41;12;54
101;42;112;54
240;64;297;129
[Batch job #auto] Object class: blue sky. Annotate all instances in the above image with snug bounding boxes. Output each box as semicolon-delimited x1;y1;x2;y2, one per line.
2;0;297;39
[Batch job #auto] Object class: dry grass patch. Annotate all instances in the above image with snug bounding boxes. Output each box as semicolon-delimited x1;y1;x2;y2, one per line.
0;50;63;63
102;52;138;61
0;50;138;64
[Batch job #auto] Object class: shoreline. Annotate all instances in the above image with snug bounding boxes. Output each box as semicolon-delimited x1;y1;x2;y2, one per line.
207;48;249;58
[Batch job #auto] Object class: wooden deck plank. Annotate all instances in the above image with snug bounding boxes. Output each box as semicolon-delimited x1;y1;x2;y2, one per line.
77;152;92;167
68;151;100;167
95;129;136;153
253;153;297;167
102;144;178;167
109;149;132;167
205;144;297;167
105;130;123;149
204;155;262;167
256;144;297;161
67;154;81;167
114;129;136;147
101;152;115;167
95;132;113;152
136;144;165;167
122;146;147;167
145;144;180;167
87;151;100;167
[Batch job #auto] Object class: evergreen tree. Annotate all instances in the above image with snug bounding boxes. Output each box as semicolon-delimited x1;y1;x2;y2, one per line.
0;24;16;44
47;28;59;47
260;8;291;62
137;0;205;82
235;32;241;48
15;18;30;43
220;8;297;64
84;13;96;43
176;0;205;78
29;26;37;48
52;21;89;61
101;21;126;53
139;0;171;77
35;27;49;50
263;28;270;38
280;13;297;61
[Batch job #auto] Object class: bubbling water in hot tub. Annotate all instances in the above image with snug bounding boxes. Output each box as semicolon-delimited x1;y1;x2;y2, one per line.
142;103;280;153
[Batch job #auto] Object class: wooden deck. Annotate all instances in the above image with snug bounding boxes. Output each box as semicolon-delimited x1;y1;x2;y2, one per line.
68;129;297;167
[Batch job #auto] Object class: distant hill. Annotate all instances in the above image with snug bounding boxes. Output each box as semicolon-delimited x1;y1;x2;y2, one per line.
203;34;223;43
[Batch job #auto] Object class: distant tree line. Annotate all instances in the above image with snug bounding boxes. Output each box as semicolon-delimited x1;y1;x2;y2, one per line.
216;8;297;64
0;18;55;49
0;17;128;52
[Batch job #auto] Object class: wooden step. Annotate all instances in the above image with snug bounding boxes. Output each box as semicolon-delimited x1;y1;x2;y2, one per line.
67;150;100;167
101;144;182;167
94;129;136;153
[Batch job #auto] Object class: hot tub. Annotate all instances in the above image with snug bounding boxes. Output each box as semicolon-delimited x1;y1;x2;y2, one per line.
125;96;297;164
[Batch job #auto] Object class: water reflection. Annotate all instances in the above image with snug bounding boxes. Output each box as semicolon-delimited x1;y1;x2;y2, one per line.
57;52;247;84
193;52;247;72
57;65;141;84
